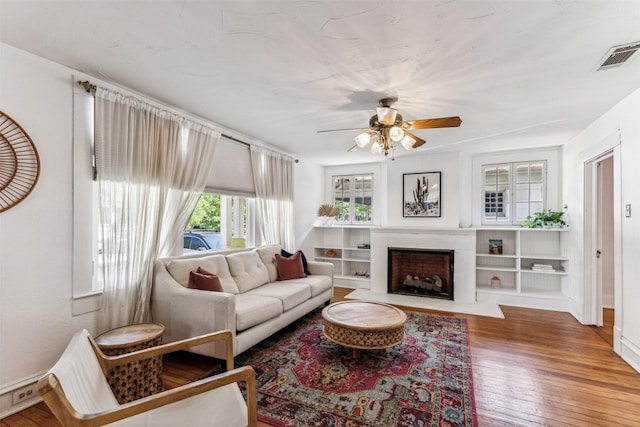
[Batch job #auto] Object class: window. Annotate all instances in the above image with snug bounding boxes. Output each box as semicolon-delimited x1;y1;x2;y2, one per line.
482;161;546;225
332;174;373;224
184;193;255;254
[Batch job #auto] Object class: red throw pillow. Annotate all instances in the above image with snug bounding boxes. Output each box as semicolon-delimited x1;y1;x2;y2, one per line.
196;266;215;276
188;268;224;292
275;251;307;280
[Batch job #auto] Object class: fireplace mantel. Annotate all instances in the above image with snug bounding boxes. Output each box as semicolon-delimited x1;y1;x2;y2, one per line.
369;227;476;303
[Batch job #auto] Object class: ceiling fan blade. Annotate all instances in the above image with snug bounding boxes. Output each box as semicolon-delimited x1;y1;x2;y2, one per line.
404;131;426;148
402;116;462;130
317;127;369;134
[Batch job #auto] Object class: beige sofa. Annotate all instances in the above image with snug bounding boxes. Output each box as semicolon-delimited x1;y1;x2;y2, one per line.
151;245;333;360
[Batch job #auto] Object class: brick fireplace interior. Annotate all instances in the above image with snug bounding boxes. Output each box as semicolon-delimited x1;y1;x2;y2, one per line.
387;248;454;300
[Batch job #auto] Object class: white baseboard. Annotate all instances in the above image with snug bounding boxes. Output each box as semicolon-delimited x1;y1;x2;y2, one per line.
620;336;640;374
0;373;44;420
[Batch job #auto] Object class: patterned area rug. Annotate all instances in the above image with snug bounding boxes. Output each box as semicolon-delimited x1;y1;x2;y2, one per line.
235;309;477;427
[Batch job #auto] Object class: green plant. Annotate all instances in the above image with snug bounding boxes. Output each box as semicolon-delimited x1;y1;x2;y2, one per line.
521;209;567;228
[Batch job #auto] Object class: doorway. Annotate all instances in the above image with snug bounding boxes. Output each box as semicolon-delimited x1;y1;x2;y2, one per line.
583;139;621;354
596;156;614;345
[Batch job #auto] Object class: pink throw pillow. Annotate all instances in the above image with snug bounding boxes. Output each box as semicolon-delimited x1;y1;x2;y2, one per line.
275;251;307;280
188;267;224;292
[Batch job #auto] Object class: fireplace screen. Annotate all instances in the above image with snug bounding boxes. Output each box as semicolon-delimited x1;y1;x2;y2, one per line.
387;248;454;300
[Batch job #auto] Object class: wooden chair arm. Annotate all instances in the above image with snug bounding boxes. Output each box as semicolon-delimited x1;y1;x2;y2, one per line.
90;329;236;373
39;365;257;427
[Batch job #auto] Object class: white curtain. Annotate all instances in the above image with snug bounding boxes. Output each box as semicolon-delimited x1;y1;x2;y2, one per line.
250;146;295;251
95;88;219;330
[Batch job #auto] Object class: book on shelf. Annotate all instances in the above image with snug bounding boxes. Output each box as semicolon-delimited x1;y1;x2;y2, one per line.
531;263;555;272
488;239;503;254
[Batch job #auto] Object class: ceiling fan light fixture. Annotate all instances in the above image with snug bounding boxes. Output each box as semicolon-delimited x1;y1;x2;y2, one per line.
370;140;384;154
376;107;397;125
355;132;375;148
400;134;417;150
389;126;404;142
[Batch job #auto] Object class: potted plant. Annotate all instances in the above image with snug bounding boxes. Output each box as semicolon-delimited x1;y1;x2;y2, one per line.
521;209;567;229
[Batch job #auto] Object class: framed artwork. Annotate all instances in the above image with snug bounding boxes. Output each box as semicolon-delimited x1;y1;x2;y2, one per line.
403;171;441;217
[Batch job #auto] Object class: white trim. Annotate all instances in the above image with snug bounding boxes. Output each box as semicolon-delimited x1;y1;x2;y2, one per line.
581;131;622;355
620;336;640;374
0;372;46;419
71;292;103;316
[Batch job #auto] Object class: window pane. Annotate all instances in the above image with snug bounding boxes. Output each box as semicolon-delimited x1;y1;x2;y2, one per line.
530;183;543;201
184;193;249;253
530;202;544;213
516;164;529;183
515;202;530;221
484;167;497;185
530;163;544;182
516;183;529;202
497;166;510;184
332;174;373;224
335;199;350;222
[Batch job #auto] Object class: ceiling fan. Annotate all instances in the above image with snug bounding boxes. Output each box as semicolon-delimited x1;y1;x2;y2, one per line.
318;98;462;159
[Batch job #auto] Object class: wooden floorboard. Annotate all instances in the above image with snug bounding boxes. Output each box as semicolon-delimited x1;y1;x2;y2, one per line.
3;288;638;427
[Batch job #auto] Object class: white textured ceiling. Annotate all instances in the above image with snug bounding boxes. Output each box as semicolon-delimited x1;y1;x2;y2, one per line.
1;1;639;165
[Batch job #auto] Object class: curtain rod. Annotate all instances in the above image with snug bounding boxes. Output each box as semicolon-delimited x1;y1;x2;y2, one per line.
78;80;299;163
78;80;249;147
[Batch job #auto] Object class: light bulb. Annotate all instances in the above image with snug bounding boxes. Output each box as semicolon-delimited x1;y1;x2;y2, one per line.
389;126;404;142
376;107;397;125
371;141;384;154
400;135;417;150
355;132;373;148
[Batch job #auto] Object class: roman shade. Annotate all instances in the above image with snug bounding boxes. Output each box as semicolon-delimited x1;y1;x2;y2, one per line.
205;137;256;197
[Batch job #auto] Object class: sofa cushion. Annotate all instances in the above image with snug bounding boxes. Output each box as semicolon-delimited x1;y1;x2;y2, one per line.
245;282;311;311
166;255;240;294
188;270;224;292
283;275;333;298
281;249;311;275
226;250;270;293
234;294;283;332
256;245;280;283
275;252;307;280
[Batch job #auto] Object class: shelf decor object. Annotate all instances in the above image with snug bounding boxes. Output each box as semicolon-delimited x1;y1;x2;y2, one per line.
488;239;503;254
521;209;567;228
0;111;40;213
402;171;441;217
318;203;339;226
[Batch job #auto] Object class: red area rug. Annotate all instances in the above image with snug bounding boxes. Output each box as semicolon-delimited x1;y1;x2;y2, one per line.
235;309;477;427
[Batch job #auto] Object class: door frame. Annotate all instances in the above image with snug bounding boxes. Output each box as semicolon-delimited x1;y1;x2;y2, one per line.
582;133;622;353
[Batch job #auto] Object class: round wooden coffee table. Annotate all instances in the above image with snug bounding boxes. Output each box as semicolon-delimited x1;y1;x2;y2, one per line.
321;301;407;358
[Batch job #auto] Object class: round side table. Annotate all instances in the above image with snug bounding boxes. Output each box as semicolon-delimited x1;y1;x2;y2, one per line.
95;323;165;403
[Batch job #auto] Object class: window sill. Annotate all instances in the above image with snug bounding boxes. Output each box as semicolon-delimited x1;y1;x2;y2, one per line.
72;291;103;316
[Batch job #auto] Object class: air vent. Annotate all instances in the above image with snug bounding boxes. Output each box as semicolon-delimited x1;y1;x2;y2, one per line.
598;42;640;70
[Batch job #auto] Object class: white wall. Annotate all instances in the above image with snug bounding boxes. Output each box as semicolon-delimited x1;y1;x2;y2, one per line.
386;153;461;228
322;153;462;228
563;88;640;371
294;159;324;255
0;43;100;416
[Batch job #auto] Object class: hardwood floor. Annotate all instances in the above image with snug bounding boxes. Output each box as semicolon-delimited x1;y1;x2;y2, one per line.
3;289;638;427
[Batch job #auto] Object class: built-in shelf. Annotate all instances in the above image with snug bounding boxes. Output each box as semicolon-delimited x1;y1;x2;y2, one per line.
475;227;570;310
313;226;371;288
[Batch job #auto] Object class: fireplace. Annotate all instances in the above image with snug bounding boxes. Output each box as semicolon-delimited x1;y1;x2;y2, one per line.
387;248;454;300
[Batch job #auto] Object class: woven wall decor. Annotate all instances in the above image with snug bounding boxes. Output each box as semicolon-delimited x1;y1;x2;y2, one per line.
0;111;40;212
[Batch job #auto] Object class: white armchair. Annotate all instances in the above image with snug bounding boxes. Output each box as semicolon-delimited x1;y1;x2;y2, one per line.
37;329;256;426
